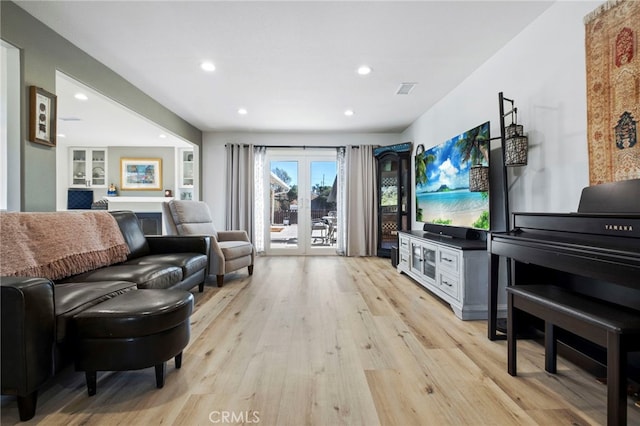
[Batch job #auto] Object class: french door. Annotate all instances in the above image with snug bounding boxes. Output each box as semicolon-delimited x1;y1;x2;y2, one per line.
264;149;337;255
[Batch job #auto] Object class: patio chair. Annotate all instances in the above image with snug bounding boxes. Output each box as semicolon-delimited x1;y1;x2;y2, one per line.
162;200;254;287
326;219;336;245
311;219;329;244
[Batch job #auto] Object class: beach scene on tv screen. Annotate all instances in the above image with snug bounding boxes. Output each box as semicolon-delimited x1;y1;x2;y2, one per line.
415;122;490;230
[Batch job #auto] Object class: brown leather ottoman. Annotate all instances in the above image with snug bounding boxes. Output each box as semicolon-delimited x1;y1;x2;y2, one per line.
72;289;194;396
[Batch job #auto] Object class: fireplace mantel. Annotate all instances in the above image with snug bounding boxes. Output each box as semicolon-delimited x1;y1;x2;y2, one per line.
104;196;172;213
104;197;172;234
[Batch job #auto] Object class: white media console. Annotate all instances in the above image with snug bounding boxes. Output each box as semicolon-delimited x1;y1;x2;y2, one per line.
397;230;489;320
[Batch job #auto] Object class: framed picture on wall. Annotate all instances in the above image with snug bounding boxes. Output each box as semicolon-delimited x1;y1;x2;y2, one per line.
120;158;162;190
28;86;57;147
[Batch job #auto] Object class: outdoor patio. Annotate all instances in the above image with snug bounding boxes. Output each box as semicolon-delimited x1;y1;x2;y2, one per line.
269;223;336;249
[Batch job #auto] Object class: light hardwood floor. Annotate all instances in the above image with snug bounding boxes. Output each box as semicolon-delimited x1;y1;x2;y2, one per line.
2;256;639;425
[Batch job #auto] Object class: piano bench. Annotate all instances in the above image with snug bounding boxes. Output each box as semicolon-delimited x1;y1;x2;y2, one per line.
506;285;640;426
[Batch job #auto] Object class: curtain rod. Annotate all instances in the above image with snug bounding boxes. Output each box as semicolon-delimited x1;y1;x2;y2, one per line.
224;144;360;149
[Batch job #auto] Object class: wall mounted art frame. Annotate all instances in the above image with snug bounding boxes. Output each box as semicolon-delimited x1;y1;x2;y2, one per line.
120;158;162;190
28;86;57;147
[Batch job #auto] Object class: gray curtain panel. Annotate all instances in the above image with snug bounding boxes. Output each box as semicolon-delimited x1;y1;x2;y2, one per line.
344;145;378;256
225;144;255;241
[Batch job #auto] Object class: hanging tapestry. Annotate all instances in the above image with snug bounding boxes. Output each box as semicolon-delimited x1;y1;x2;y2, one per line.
585;0;640;185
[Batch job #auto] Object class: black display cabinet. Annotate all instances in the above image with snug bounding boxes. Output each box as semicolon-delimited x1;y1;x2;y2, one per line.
374;143;412;258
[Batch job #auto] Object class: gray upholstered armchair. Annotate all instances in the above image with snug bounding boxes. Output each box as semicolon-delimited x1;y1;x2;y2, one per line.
162;200;255;287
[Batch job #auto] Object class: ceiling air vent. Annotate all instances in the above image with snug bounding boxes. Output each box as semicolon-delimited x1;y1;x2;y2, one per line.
396;82;417;95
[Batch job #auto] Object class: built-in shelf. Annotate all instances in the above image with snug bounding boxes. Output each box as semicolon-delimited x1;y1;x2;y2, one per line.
70;147;107;188
178;148;194;200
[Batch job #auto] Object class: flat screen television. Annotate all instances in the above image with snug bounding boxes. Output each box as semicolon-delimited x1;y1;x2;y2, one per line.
415;121;490;231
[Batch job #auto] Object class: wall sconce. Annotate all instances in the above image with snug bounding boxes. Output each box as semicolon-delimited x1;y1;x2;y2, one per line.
469;165;490;192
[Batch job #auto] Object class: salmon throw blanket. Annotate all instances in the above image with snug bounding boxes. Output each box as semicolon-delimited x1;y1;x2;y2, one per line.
0;211;130;280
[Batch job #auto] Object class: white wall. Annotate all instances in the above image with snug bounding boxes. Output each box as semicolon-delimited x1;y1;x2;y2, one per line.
1;43;8;211
202;132;401;230
1;41;21;211
402;1;601;230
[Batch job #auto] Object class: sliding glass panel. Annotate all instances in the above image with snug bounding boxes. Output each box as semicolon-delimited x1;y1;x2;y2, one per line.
309;160;337;250
269;160;298;250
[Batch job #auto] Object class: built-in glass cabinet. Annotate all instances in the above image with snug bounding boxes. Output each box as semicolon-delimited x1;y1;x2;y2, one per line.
178;148;194;200
70;148;107;187
374;143;412;257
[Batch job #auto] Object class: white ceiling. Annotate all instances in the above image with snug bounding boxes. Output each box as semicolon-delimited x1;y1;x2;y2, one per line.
18;1;554;136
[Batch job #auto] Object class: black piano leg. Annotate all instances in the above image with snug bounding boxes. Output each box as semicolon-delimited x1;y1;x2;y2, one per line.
544;321;557;374
607;332;625;426
488;252;500;340
17;391;38;421
507;292;517;376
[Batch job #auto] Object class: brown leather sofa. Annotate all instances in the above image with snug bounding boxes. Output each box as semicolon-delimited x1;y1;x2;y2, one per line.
0;210;210;421
62;211;210;292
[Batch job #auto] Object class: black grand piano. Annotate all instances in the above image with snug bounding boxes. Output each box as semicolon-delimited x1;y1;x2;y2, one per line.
488;179;640;381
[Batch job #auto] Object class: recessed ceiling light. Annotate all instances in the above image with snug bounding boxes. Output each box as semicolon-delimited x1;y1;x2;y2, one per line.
238;108;248;115
357;65;372;76
344;109;354;116
74;93;88;101
201;61;216;72
57;133;66;138
159;134;167;139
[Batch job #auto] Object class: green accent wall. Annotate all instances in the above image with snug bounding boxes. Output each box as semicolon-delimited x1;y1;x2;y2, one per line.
0;1;202;211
